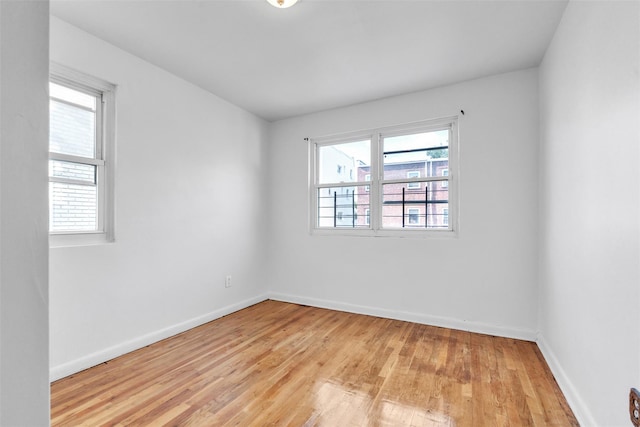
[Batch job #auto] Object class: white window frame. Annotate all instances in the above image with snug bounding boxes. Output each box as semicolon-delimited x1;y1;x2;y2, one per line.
49;63;116;247
309;116;458;237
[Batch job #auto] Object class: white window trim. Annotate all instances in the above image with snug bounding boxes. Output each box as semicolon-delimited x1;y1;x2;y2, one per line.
309;116;459;238
49;62;116;247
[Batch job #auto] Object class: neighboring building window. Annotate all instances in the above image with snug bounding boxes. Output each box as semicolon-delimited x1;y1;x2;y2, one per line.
407;208;420;225
442;169;449;188
310;116;457;235
49;63;115;245
406;171;420;189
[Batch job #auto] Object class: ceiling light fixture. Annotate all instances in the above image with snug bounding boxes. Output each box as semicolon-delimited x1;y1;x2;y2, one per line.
267;0;298;8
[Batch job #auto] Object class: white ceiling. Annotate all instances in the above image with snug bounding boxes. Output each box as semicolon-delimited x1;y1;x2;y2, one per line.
50;0;568;122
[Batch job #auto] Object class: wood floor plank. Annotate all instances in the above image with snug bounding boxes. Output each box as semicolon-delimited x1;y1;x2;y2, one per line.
51;301;578;426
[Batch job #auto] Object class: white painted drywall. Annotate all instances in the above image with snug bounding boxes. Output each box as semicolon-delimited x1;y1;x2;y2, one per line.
538;1;640;425
267;69;540;340
0;1;50;424
49;17;269;380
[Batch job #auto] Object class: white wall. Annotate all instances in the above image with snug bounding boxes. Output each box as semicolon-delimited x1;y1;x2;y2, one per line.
538;1;640;425
49;18;270;380
0;1;50;424
267;69;540;339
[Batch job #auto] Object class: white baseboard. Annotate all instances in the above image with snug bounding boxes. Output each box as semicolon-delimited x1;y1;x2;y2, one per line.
50;294;269;382
268;292;537;341
536;333;597;426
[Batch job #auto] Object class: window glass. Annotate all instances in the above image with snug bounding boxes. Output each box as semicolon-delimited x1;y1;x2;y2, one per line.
382;130;448;180
50;84;97;158
49;160;96;184
381;182;449;229
49;182;98;232
318;140;370;185
50;82;96;109
317;186;370;228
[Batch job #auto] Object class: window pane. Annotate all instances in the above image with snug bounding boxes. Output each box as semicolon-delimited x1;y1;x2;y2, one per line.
381;181;448;229
49;160;96;184
317;186;370;228
49;182;98;232
383;130;449;180
318;140;370;185
50;99;96;158
50;82;96;110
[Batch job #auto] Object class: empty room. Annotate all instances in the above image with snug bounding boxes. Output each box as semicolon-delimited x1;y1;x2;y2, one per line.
0;0;638;425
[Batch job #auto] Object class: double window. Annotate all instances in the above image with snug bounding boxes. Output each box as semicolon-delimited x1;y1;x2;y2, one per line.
49;64;115;245
310;117;457;236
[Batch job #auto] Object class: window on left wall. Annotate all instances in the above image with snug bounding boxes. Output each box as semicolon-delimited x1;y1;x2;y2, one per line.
49;63;116;246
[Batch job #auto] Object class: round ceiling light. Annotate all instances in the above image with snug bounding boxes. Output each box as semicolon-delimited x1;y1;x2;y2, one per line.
267;0;298;8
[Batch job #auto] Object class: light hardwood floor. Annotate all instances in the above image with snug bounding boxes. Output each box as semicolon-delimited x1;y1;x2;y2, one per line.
51;300;578;426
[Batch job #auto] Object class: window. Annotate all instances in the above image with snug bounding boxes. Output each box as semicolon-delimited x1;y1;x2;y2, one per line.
49;63;115;245
441;168;449;188
407;208;420;225
406;171;420;189
310;116;457;236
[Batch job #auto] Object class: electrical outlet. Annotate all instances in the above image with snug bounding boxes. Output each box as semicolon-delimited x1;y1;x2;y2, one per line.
630;388;640;426
225;275;232;288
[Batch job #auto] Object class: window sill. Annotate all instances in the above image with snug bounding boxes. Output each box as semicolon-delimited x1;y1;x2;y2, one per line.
310;228;458;239
50;232;114;248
